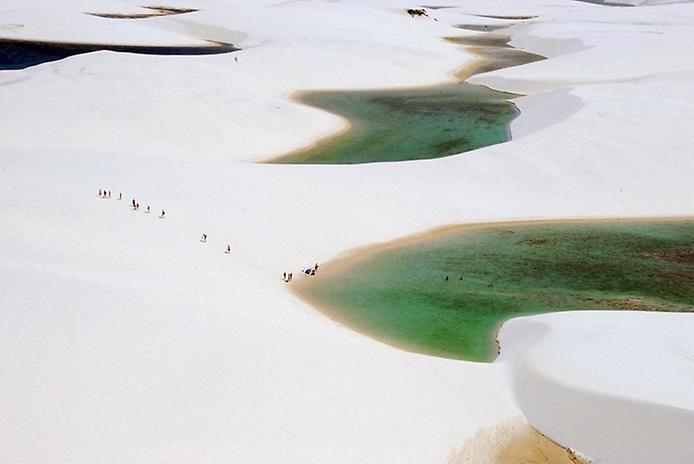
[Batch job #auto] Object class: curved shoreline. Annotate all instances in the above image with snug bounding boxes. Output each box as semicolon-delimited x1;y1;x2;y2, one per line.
259;51;481;164
0;37;238;70
265;31;542;164
291;215;694;361
254;90;354;163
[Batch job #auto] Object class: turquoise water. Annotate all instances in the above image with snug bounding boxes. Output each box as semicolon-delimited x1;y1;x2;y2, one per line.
296;221;694;362
271;83;520;164
270;34;543;164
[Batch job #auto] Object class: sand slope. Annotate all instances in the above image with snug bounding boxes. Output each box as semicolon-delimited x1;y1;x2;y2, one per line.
498;311;694;464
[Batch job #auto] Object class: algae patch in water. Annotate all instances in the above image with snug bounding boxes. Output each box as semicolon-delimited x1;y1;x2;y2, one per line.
296;221;694;362
272;82;520;164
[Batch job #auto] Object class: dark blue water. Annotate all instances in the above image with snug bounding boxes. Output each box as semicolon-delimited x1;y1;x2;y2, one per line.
0;39;239;70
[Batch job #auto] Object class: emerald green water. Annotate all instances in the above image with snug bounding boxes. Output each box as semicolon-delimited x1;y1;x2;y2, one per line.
270;33;544;165
272;83;519;164
297;221;694;362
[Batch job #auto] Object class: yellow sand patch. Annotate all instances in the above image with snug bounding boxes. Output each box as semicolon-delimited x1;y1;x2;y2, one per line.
449;417;590;464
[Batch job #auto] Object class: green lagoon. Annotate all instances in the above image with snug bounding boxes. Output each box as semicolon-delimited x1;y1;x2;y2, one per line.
271;34;543;164
271;83;519;164
296;221;694;362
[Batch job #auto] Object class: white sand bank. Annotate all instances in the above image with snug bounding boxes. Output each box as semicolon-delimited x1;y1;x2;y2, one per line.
497;311;694;463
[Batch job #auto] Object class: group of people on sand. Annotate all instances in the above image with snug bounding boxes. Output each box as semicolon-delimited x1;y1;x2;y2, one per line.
100;187;330;273
130;196;164;217
99;187;237;254
98;189;123;200
283;263;319;282
200;233;233;255
131;199;158;216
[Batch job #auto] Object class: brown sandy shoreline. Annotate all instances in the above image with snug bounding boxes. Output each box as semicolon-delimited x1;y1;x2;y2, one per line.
449;416;592;463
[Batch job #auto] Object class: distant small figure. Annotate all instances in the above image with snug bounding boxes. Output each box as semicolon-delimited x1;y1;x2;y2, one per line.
108;191;111;198
460;276;463;281
159;210;166;218
145;205;150;214
118;192;122;200
406;8;428;17
98;189;102;197
234;56;238;63
310;269;316;276
304;268;312;275
314;263;319;271
445;276;449;281
132;199;136;209
225;244;231;254
288;272;293;282
283;272;287;281
201;234;207;243
135;202;139;210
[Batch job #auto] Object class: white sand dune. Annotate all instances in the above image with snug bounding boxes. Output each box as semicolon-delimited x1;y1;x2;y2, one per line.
498;312;694;464
1;0;693;462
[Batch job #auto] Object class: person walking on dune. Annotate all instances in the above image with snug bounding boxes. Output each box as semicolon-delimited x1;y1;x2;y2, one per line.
226;244;231;254
159;210;166;218
200;234;207;243
145;205;150;214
